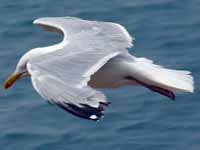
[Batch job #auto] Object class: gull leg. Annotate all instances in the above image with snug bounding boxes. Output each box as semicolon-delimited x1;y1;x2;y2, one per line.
125;76;175;101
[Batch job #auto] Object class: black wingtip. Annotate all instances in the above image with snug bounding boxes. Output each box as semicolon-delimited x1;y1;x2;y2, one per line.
169;92;176;101
100;101;111;106
56;102;109;121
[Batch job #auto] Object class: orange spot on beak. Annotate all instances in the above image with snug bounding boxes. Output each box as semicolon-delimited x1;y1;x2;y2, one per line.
3;73;21;89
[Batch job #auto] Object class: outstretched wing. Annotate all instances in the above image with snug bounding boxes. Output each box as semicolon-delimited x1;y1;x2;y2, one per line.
34;17;133;50
28;17;133;120
28;63;109;120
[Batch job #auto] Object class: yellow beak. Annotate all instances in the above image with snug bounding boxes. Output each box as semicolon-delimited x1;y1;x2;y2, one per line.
3;73;21;89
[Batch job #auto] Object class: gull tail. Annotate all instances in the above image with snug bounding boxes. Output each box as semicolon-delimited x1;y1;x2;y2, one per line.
128;57;194;99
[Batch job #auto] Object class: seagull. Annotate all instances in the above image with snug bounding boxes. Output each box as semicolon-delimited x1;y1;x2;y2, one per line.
4;17;194;121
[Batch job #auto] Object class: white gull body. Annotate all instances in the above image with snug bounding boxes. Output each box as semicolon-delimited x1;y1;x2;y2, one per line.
9;17;194;121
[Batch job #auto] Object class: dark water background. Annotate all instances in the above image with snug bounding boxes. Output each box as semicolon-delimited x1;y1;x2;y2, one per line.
0;0;200;150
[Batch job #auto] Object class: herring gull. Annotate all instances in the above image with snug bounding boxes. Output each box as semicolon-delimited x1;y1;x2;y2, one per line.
4;17;194;121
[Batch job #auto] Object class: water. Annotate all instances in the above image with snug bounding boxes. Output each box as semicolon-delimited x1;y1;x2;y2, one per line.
0;0;199;149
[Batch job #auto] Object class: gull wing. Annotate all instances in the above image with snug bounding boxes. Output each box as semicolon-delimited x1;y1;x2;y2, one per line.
27;17;134;120
34;17;133;49
32;17;134;87
28;63;109;120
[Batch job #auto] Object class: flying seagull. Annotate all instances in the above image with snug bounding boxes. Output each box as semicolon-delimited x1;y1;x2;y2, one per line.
4;17;194;121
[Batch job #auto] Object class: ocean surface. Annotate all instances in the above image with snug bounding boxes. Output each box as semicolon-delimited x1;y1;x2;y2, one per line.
0;0;199;150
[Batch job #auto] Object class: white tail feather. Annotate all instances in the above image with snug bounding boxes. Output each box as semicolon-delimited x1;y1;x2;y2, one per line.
132;57;194;93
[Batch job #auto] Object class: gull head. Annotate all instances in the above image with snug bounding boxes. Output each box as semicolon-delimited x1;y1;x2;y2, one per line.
3;46;56;89
4;53;30;89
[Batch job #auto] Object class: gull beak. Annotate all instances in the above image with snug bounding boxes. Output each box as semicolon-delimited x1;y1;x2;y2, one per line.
3;73;21;89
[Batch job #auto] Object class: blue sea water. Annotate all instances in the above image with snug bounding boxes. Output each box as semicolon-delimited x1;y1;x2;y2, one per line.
0;0;200;149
